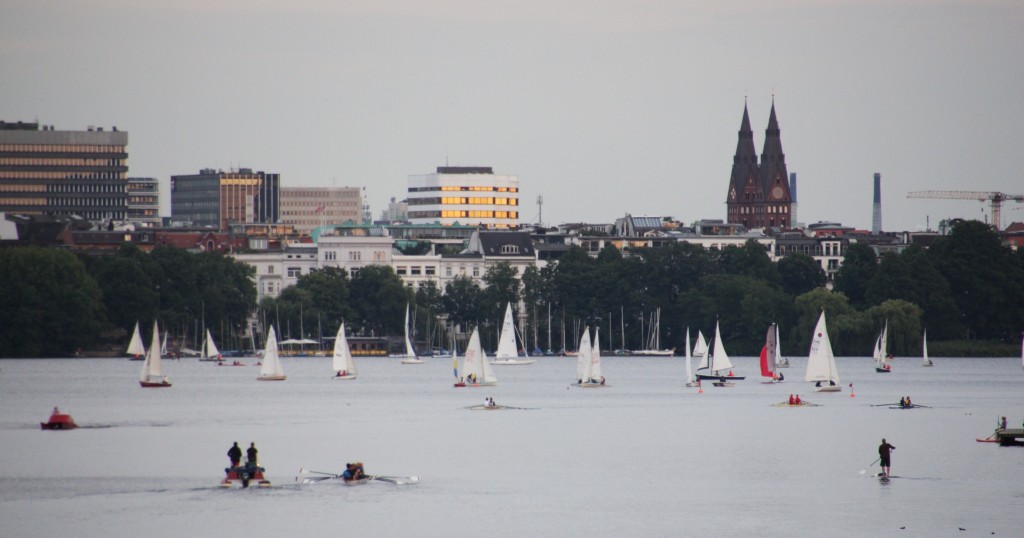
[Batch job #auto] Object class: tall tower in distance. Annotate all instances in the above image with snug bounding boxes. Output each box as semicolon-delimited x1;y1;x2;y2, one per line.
789;172;798;226
872;173;882;234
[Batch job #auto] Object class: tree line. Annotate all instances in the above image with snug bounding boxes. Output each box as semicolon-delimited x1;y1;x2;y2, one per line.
1;219;1021;358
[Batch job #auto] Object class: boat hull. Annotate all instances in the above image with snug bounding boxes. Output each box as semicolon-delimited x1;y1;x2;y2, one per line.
140;380;172;388
815;385;842;392
491;359;536;365
631;349;676;356
257;375;287;381
332;374;357;380
220;464;271;488
453;382;497;387
712;381;735;387
400;358;424;364
696;374;746;381
875;367;891;373
40;413;77;430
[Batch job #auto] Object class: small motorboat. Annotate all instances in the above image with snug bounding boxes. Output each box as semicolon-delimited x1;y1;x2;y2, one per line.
220;463;271;488
40;407;77;430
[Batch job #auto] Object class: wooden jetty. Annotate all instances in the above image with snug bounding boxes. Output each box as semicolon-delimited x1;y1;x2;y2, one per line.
995;428;1024;446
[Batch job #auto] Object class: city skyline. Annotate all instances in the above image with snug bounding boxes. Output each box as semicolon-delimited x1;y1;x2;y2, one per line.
3;1;1022;231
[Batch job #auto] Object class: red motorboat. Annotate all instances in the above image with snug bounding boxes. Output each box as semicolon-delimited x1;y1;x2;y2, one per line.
220;463;271;488
40;407;77;430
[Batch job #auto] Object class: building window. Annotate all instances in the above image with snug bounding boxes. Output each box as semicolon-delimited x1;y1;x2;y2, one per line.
425;267;436;276
349;251;361;261
500;244;520;254
287;267;301;277
396;266;408;275
268;265;274;274
473;266;480;277
446;266;452;277
411;267;422;275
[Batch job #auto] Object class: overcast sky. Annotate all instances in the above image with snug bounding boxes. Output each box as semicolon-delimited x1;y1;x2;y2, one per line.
3;1;1022;231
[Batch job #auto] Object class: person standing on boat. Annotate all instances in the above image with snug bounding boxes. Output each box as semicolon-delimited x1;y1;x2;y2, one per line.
878;439;896;478
228;442;242;467
246;443;258;465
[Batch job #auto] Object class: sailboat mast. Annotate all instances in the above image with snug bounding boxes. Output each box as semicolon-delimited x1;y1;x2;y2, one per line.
620;306;625;351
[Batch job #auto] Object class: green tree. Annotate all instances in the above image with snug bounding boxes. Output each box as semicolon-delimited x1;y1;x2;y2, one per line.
348;265;409;336
0;247;105;357
833;242;877;310
444;275;483;330
297;266;353;332
777;253;826;297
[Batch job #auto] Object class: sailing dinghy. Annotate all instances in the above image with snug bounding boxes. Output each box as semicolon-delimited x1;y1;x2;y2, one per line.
257;326;287;381
692;330;709;359
696;320;744;382
491;302;536;365
921;329;933;367
397;304;423;364
453;328;496;387
774;324;790;368
684;328;699;387
760;323;781;383
139;321;171;387
805;310;841;392
332;323;357;380
201;329;222;362
126;321;146;360
874;321;892;373
574;327;605;387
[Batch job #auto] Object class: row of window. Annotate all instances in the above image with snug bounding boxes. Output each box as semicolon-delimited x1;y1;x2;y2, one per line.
0;144;125;153
736;205;790;214
0;157;123;166
408;210;519;219
47;198;126;207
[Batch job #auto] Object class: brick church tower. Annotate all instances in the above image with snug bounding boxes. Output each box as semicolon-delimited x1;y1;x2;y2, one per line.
726;99;795;229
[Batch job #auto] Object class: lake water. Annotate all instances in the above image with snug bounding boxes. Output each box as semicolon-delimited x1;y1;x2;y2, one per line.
1;355;1021;537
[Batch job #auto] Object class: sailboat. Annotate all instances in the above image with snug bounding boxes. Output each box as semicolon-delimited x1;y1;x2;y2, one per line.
160;330;169;358
632;308;675;356
139;321;171;387
257;326;287;381
760;323;781;383
491;303;536;365
684;327;699;387
692;330;709;359
696;320;744;382
126;321;146;360
200;329;222;362
454;328;497;387
874;321;892;373
805;310;841;392
921;329;933;367
574;327;605;387
397;304;423;364
774;324;789;368
332;323;357;379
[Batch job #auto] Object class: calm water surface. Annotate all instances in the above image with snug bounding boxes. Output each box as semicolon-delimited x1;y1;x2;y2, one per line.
1;355;1022;537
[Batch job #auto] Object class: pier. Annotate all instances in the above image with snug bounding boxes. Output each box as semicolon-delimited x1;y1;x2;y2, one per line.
996;428;1024;446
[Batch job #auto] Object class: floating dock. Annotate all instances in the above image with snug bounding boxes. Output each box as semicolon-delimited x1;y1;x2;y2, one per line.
996;428;1024;446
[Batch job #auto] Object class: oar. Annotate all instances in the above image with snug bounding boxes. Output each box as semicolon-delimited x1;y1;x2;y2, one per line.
870;403;900;407
370;475;420;485
296;467;340;482
859;457;881;475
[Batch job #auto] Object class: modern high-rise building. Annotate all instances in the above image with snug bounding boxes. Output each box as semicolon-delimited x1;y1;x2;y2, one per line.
0;121;129;220
127;177;161;225
725;101;795;229
170;168;279;230
872;173;882;234
280;186;361;235
407;166;519;228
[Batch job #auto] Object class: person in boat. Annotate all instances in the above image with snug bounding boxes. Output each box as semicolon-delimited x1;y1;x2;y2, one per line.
998;416;1007;430
467;373;476;384
228;442;242;467
727;370;734;377
336;370;346;377
788;394;795;405
899;397;906;408
246;442;258;465
815;381;822;387
794;395;802;404
341;463;356;481
905;396;912;407
599;376;606;385
777;372;784;382
829;380;836;386
878;438;895;478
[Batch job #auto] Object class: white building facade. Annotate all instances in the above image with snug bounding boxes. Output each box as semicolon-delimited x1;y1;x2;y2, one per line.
406;166;520;228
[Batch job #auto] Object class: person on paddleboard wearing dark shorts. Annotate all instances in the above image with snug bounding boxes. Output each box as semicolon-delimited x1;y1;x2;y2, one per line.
878;438;895;477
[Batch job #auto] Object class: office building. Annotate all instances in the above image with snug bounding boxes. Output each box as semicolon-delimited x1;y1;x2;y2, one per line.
0;121;128;220
407;166;519;228
127;177;160;225
280;185;361;236
171;168;279;230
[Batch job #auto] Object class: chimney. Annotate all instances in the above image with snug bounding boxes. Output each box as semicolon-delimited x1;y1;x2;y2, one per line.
872;173;882;234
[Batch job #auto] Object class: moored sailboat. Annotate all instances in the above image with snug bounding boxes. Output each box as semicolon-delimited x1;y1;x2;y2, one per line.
805;310;841;392
692;330;708;359
632;307;675;356
139;321;171;387
332;323;357;380
454;328;496;387
257;326;287;381
126;321;146;360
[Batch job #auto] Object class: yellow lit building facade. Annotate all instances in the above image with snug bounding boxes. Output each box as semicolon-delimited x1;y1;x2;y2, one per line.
407;166;519;228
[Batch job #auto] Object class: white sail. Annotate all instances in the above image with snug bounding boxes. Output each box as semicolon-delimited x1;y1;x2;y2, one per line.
684;327;694;382
805;311;840;383
774;324;785;366
258;326;286;380
160;330;168;356
693;330;708;359
458;328;496;385
126;321;146;358
204;329;221;360
140;321;166;383
575;327;593;382
921;329;932;366
495;303;518;359
590;326;602;380
332;323;357;378
403;304;416;357
706;320;734;373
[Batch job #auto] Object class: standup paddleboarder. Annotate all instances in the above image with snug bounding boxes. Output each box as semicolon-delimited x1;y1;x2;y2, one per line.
878;438;896;477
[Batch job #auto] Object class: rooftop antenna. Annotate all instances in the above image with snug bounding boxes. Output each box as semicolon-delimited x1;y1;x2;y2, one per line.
537;195;544;226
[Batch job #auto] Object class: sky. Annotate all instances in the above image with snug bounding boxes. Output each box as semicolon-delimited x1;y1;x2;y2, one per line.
3;0;1022;232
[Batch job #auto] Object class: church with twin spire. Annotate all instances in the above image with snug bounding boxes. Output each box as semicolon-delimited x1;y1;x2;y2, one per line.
725;99;795;229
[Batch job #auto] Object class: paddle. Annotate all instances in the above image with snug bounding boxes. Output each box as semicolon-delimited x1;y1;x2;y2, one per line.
369;475;420;485
859;457;881;475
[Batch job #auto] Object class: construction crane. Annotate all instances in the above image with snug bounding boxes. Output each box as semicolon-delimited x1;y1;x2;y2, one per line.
906;190;1024;231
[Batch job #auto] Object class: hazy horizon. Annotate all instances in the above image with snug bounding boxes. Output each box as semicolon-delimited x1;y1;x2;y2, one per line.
3;1;1022;231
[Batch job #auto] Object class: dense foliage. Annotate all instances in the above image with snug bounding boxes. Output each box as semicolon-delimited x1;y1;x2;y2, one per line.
2;219;1021;358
